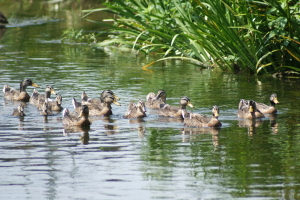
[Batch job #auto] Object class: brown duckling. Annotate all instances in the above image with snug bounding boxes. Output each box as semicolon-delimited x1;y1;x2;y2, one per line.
31;85;56;106
123;100;147;119
12;103;26;116
159;96;194;119
256;93;279;114
145;89;167;109
62;105;91;126
82;90;120;105
38;94;63;111
3;79;39;102
184;105;222;128
39;101;53;116
73;94;121;116
237;100;265;119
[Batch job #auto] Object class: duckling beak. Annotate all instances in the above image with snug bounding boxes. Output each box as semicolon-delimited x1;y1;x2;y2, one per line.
187;102;194;108
249;105;254;112
51;89;57;95
32;83;39;88
78;111;84;118
114;95;120;100
273;97;279;104
113;100;121;106
214;112;219;117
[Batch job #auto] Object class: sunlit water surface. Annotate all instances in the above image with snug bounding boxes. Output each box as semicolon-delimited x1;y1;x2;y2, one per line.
1;1;300;199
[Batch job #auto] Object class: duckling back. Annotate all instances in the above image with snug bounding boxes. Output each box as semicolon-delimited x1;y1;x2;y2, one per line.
124;100;147;119
12;103;26;117
62;105;91;126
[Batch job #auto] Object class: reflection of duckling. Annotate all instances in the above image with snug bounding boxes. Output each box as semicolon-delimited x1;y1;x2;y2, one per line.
237;100;264;119
146;90;167;109
12;103;26;116
3;79;39;102
62;105;91;126
184;105;222;128
124;100;147;119
181;127;220;146
159;96;194;118
256;93;279;114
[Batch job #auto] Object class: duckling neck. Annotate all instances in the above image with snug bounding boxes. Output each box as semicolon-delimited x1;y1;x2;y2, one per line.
270;100;276;107
19;82;26;92
45;91;51;98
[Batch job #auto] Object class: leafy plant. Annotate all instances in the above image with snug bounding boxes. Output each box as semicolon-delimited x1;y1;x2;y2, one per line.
83;0;300;74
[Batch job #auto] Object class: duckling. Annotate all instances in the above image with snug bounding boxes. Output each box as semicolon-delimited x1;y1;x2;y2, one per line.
62;105;91;126
123;100;147;119
3;79;39;102
237;100;265;119
184;105;222;128
30;89;40;105
32;85;56;106
38;94;63;111
159;96;194;118
83;90;120;105
256;93;279;114
145;89;167;109
39;101;53;116
48;94;63;111
73;94;121;116
12;103;26;116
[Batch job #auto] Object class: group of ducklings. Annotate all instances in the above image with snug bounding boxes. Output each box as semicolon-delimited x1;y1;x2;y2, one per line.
3;79;279;129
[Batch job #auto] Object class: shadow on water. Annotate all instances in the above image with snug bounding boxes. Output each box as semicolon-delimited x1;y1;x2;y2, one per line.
1;1;300;199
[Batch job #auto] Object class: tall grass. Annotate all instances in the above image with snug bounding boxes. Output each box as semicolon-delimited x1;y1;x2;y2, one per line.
84;0;300;74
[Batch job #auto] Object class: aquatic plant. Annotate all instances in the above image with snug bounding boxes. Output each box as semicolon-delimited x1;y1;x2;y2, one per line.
83;0;300;74
61;28;97;44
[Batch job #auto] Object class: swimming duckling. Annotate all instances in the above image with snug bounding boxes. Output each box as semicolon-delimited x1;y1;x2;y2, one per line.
237;100;264;119
82;90;120;106
32;85;56;107
146;89;167;109
62;105;91;126
159;96;194;119
73;94;121;116
123;100;147;119
256;93;279;114
184;105;222;128
38;94;63;111
12;103;26;116
39;101;53;116
3;79;39;102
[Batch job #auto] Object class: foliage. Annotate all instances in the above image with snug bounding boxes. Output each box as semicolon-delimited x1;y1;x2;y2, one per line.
61;28;97;44
83;0;300;74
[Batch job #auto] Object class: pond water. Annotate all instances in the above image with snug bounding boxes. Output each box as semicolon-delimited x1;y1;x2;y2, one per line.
1;1;300;199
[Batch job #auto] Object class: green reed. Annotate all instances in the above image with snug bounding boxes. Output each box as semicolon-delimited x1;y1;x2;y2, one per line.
83;0;300;74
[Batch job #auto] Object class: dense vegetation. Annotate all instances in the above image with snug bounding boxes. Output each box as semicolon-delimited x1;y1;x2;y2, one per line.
84;0;300;74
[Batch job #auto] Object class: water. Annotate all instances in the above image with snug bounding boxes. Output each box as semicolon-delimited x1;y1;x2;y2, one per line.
1;1;300;199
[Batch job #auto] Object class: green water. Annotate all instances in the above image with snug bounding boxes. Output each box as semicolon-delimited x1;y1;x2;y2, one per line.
1;1;300;199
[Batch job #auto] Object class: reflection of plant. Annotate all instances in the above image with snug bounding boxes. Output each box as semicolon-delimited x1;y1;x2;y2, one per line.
84;0;300;74
61;28;97;44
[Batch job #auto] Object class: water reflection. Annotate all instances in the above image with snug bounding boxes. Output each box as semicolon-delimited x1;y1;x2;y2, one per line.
181;127;220;147
238;119;264;134
63;125;90;144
